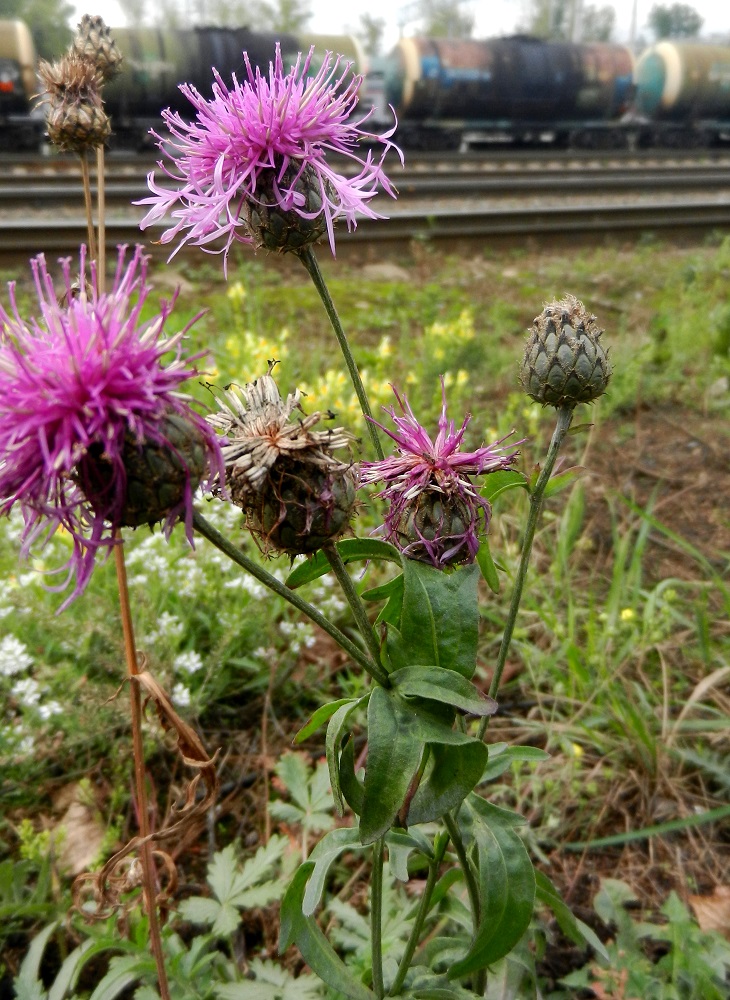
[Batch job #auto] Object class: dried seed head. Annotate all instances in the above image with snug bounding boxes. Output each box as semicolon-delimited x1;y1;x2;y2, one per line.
239;162;336;253
520;295;611;408
72;14;123;83
208;368;357;554
39;54;109;153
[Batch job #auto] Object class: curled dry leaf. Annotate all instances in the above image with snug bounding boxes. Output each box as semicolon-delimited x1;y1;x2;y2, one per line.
73;661;219;920
688;885;730;940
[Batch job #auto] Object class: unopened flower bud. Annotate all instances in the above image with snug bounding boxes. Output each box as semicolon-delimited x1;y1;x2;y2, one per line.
520;295;610;408
72;14;123;83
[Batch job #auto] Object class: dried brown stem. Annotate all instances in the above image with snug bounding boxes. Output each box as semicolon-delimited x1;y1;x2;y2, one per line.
113;537;171;1000
96;145;106;292
78;152;97;263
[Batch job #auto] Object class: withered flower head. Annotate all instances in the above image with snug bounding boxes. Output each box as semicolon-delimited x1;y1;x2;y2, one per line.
208;368;357;555
39;53;109;153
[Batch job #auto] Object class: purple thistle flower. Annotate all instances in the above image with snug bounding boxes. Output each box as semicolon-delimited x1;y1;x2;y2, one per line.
138;44;402;267
360;382;520;568
0;245;224;607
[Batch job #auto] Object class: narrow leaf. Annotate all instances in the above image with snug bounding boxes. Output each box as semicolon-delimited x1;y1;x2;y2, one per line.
339;737;364;815
326;700;362;815
286;540;402;589
543;466;586;500
480;745;551;783
360;687;424;845
534;870;609;961
399;561;480;678
280;863;375;1000
295;698;358;745
363;573;405;627
480;470;529;503
476;538;500;594
409;742;489;825
303;829;365;916
390;666;497;717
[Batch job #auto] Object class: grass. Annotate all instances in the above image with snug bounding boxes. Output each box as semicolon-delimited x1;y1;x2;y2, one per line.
1;233;729;991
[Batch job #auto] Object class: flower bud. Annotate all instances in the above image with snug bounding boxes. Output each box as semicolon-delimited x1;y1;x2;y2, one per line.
72;14;123;83
520;295;610;408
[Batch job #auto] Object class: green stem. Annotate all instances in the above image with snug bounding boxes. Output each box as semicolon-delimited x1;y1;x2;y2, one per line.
371;837;386;999
442;812;480;931
389;834;449;996
192;511;381;681
323;543;389;687
478;405;574;740
298;246;384;460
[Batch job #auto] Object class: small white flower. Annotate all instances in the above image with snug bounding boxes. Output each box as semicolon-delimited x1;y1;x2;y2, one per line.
12;677;41;706
173;650;204;675
172;683;191;707
0;635;33;677
38;700;63;719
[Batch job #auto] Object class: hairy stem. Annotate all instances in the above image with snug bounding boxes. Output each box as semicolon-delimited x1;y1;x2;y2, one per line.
478;405;574;740
443;812;480;932
298;246;384;460
323;543;389;687
192;511;382;681
113;536;170;1000
78;153;98;264
389;834;449;996
371;837;386;999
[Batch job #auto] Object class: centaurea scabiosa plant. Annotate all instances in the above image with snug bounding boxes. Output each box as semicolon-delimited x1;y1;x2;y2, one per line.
140;43;402;458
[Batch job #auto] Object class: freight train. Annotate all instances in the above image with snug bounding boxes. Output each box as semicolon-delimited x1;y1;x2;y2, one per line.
2;17;730;151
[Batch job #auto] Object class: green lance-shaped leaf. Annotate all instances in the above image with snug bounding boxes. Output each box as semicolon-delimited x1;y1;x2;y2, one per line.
390;665;497;717
280;863;375;1000
448;797;535;978
360;687;424;845
408;742;489;826
479;743;551;783
295;697;359;745
326;699;363;815
302;828;367;916
480;469;529;504
394;561;480;678
363;572;404;627
385;828;435;882
534;870;608;960
475;536;500;594
286;539;402;589
339;736;364;815
542;465;586;499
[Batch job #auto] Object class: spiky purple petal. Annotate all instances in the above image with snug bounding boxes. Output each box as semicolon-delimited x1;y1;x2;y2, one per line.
138;45;402;268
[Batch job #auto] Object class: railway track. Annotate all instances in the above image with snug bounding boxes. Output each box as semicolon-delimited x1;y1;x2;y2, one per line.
0;150;728;260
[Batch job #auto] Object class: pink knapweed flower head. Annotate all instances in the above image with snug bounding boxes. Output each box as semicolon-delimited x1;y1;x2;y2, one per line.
360;382;520;567
0;245;224;607
138;44;402;267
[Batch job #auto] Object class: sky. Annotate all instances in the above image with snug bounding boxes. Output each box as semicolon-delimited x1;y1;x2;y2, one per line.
69;0;729;48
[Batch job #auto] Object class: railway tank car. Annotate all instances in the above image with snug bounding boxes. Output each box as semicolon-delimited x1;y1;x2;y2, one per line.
381;35;635;149
634;41;730;145
0;19;42;149
99;26;364;146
